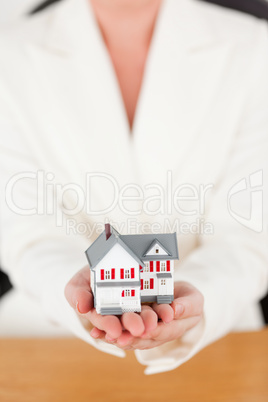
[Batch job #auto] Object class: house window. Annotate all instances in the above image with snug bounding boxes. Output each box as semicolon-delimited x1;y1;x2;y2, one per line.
155;248;159;253
160;262;166;272
122;289;135;297
144;280;149;290
125;269;130;279
105;270;110;280
161;279;166;286
144;262;149;272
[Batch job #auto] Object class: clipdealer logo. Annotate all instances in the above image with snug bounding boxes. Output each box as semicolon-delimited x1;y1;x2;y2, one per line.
4;170;214;235
5;170;265;234
227;170;263;233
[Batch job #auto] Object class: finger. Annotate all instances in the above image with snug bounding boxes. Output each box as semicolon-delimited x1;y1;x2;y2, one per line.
116;331;134;347
64;266;93;313
120;315;203;350
140;306;158;334
121;337;158;351
151;303;174;323
76;288;94;314
86;310;123;339
151;315;202;343
65;282;94;314
105;334;118;343
172;284;204;320
121;312;145;337
90;327;105;340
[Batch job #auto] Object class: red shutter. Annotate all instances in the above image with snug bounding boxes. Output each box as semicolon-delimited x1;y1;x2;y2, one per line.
150;278;154;289
139;265;143;272
167;261;170;271
131;268;135;279
120;269;124;279
156;261;160;272
141;279;143;290
111;268;115;279
122;290;125;297
150;261;154;272
131;289;135;297
100;269;104;280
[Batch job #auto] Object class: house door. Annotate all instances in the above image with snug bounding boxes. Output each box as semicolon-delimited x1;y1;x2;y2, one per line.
100;289;119;306
159;279;167;295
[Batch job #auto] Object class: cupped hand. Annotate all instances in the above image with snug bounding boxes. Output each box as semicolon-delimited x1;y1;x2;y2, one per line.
89;281;204;350
64;266;122;339
65;268;204;350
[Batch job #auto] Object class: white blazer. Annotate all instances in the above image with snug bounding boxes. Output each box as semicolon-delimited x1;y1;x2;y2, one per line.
0;0;268;374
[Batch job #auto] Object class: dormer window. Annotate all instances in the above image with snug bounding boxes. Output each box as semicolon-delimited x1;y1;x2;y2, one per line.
143;240;170;258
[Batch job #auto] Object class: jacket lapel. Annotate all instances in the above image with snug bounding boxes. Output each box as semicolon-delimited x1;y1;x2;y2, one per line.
27;0;236;215
33;0;138;192
132;0;233;187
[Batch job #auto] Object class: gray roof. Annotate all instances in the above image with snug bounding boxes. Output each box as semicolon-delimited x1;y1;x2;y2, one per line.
121;233;179;261
142;238;172;258
85;225;179;270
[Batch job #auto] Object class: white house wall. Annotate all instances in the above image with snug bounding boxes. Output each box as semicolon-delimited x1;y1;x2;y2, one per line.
94;243;140;283
91;242;175;313
97;287;141;312
141;260;174;298
93;243;141;313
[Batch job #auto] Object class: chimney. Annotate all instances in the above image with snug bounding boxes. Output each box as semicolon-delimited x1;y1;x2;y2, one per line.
105;223;111;240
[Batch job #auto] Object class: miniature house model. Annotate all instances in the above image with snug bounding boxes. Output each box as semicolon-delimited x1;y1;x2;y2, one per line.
85;224;179;315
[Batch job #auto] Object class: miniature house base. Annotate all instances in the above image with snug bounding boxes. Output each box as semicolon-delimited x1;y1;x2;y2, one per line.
85;224;179;315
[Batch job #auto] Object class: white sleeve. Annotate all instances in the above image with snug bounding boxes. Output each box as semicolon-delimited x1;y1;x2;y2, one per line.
0;117;125;358
135;22;268;374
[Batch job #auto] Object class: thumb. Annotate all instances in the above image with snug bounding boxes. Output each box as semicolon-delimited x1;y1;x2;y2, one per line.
172;282;204;319
74;287;94;314
64;267;94;314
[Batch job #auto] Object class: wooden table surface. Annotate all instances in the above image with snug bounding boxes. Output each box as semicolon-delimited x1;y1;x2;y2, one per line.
0;330;267;402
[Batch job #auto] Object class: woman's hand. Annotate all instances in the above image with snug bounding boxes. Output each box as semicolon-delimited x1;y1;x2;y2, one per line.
65;267;204;349
64;266;123;339
90;281;204;350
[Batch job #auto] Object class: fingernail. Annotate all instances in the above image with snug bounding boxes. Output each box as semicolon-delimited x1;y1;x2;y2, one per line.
175;303;184;317
76;301;81;314
164;318;173;324
117;338;129;347
106;335;116;343
90;328;99;339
